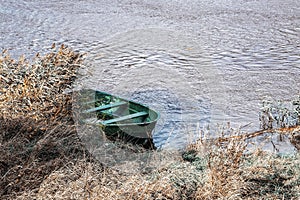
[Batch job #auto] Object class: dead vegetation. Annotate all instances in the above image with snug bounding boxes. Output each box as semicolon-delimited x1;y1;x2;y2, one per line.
0;44;83;122
0;46;299;200
0;45;89;199
13;129;300;200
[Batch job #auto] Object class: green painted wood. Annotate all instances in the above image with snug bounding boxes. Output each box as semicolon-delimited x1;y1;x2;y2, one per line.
102;111;148;125
78;89;160;142
83;101;127;113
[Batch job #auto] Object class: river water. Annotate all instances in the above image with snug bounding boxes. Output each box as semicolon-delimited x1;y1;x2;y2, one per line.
1;0;299;150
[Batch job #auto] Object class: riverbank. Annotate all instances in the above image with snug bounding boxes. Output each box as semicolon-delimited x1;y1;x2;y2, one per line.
0;47;299;199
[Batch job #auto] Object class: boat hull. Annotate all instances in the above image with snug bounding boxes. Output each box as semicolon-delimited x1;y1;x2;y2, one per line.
77;89;159;148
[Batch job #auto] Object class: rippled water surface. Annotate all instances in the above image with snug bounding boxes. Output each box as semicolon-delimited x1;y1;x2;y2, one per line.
1;0;299;149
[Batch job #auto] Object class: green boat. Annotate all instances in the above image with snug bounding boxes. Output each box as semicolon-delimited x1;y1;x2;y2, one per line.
78;89;160;148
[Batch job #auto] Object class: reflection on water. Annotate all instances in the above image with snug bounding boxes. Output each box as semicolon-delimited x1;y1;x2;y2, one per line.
0;0;299;149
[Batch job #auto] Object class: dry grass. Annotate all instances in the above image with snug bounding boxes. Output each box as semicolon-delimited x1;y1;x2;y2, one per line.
0;45;88;199
0;44;83;121
1;46;299;200
13;129;300;200
242;151;300;199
